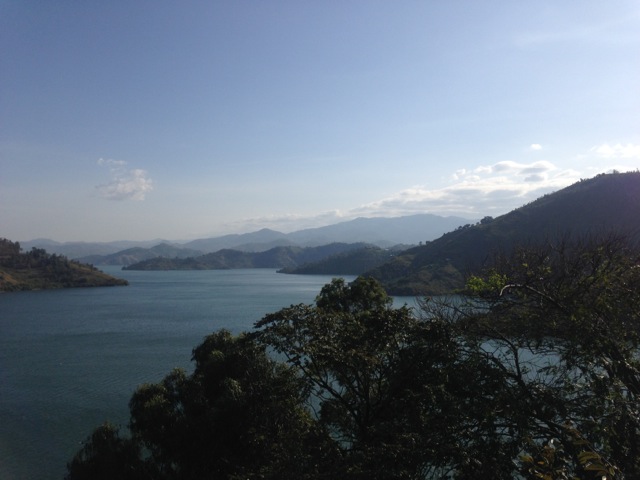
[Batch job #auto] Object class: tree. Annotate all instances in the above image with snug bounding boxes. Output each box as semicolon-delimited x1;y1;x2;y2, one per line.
68;330;325;480
254;277;518;479
69;238;640;479
461;233;640;478
66;422;148;480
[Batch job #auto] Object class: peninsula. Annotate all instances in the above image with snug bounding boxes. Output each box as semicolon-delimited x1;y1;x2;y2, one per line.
0;238;128;291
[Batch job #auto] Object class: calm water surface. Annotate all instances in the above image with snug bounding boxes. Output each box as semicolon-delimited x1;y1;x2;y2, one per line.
0;268;376;480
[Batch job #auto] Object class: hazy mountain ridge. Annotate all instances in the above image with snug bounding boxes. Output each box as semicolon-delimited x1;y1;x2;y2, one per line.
25;214;471;264
366;172;640;295
283;214;471;247
10;173;640;292
181;229;289;253
79;243;205;266
20;238;172;259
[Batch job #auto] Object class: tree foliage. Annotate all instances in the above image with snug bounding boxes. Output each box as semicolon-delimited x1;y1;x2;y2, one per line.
0;238;128;291
65;422;147;480
460;233;640;478
67;331;326;480
255;277;523;478
68;235;640;478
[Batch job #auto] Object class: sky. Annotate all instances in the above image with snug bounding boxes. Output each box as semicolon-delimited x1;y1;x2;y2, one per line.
1;1;639;242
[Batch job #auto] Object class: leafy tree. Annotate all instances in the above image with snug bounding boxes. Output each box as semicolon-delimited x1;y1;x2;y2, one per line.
68;330;326;480
66;422;148;480
461;233;640;478
254;277;518;479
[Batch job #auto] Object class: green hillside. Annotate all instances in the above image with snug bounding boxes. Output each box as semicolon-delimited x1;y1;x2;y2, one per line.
279;246;397;275
367;172;640;295
0;239;128;291
124;243;373;270
77;242;204;266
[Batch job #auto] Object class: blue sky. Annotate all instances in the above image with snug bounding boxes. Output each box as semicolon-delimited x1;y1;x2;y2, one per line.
1;1;639;242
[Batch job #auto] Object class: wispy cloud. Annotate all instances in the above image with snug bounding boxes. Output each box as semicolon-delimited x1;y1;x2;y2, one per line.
96;158;153;201
530;144;542;151
226;145;640;234
591;143;640;159
222;210;348;234
514;14;640;48
232;161;580;233
352;159;582;218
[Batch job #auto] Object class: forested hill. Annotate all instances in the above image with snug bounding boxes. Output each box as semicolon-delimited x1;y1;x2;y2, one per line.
0;239;128;291
367;171;640;295
278;246;397;275
123;243;375;271
79;243;204;266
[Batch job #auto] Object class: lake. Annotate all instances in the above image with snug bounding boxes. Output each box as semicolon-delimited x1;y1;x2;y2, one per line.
0;268;415;480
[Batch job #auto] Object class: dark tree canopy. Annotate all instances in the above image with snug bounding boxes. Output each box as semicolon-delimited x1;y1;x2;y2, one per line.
460;233;640;478
67;331;327;480
65;423;146;480
255;277;521;478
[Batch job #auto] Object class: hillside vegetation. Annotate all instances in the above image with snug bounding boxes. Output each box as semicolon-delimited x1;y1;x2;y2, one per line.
0;239;128;291
123;243;376;271
367;172;640;295
79;243;204;266
279;245;398;275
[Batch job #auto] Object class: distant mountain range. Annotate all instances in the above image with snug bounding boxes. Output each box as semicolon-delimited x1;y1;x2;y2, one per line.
21;214;471;265
366;172;640;295
181;214;472;253
10;173;640;294
79;243;204;266
123;243;393;272
19;238;172;261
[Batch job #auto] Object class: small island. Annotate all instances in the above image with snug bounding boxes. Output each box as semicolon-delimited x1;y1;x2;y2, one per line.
0;238;128;291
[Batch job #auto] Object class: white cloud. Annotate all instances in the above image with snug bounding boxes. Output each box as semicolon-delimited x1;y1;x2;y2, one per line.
490;161;515;172
472;160;556;177
591;143;640;159
524;174;545;182
347;160;577;219
451;168;467;180
521;162;555;175
222;210;348;234
96;158;153;201
231;161;582;232
97;158;127;167
530;144;542;151
228;144;639;234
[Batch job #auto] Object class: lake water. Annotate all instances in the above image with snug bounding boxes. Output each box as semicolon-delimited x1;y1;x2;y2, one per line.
0;268;416;480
